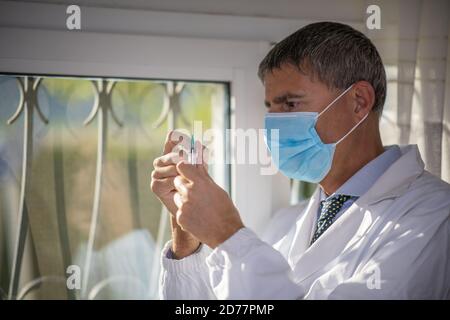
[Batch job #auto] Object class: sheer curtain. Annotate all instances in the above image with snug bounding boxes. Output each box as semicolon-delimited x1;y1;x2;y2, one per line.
366;0;450;183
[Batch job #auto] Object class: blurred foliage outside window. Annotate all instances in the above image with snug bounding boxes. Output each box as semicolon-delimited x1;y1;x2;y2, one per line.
0;75;229;299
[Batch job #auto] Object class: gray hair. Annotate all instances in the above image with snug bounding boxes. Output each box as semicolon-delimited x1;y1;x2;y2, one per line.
258;22;386;115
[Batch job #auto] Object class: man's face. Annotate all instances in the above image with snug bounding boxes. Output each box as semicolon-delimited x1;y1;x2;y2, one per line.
263;63;357;145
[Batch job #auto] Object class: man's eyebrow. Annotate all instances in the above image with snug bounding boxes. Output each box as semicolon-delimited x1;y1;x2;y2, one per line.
265;92;306;107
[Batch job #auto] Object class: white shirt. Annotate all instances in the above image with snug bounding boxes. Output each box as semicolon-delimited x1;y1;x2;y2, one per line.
159;145;450;299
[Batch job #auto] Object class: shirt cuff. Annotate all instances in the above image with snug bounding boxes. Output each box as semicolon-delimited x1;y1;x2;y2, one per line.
161;240;210;274
206;227;261;268
166;243;202;259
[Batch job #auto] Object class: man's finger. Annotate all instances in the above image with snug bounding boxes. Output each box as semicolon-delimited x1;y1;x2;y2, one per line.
173;192;184;209
174;175;190;196
163;130;177;155
176;161;203;182
150;176;176;192
195;140;209;174
152;164;178;179
154;152;184;168
164;130;191;155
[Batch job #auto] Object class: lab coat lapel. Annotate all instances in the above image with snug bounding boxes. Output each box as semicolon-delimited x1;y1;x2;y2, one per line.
291;201;366;283
286;188;320;268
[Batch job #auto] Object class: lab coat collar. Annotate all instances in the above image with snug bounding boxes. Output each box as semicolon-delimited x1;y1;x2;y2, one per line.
332;145;402;198
357;144;425;206
288;144;425;283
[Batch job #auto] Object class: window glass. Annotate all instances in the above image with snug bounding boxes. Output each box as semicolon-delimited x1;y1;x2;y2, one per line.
0;75;229;299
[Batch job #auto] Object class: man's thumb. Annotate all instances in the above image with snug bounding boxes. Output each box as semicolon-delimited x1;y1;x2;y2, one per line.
176;161;200;181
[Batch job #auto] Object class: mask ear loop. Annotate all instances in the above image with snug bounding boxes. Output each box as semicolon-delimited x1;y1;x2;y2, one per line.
334;112;370;146
317;84;354;119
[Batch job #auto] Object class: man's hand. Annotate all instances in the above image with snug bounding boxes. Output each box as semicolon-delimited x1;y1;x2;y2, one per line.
173;160;244;249
150;131;200;259
150;131;184;215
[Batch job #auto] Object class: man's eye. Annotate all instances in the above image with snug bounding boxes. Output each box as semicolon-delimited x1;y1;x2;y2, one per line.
284;100;301;110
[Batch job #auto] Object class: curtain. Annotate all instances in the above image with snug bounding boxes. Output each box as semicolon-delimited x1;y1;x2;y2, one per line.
366;0;450;183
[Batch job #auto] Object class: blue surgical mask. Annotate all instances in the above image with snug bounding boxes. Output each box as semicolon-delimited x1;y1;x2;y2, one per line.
264;84;368;183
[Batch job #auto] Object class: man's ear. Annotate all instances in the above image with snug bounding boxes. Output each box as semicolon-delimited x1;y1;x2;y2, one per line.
353;81;375;117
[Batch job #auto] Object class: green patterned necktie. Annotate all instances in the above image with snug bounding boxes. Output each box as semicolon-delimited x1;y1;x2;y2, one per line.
310;194;352;245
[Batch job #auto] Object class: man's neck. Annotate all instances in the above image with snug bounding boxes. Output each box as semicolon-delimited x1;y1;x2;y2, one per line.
320;136;384;196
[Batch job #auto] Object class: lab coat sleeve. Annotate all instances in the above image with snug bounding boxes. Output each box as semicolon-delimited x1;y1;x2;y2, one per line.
206;227;306;299
159;240;217;299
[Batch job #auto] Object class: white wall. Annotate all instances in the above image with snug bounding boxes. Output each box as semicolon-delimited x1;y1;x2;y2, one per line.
0;0;365;42
12;0;365;22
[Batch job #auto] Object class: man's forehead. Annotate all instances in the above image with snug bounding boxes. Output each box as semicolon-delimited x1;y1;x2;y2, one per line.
263;64;330;102
263;64;305;83
264;68;311;101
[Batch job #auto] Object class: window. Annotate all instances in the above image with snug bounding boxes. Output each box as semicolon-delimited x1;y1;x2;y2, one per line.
0;74;230;299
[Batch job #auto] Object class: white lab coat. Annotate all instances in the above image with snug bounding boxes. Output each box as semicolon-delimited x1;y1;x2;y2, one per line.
159;145;450;299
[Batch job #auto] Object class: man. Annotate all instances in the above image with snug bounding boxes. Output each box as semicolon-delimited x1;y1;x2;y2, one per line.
151;22;450;299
